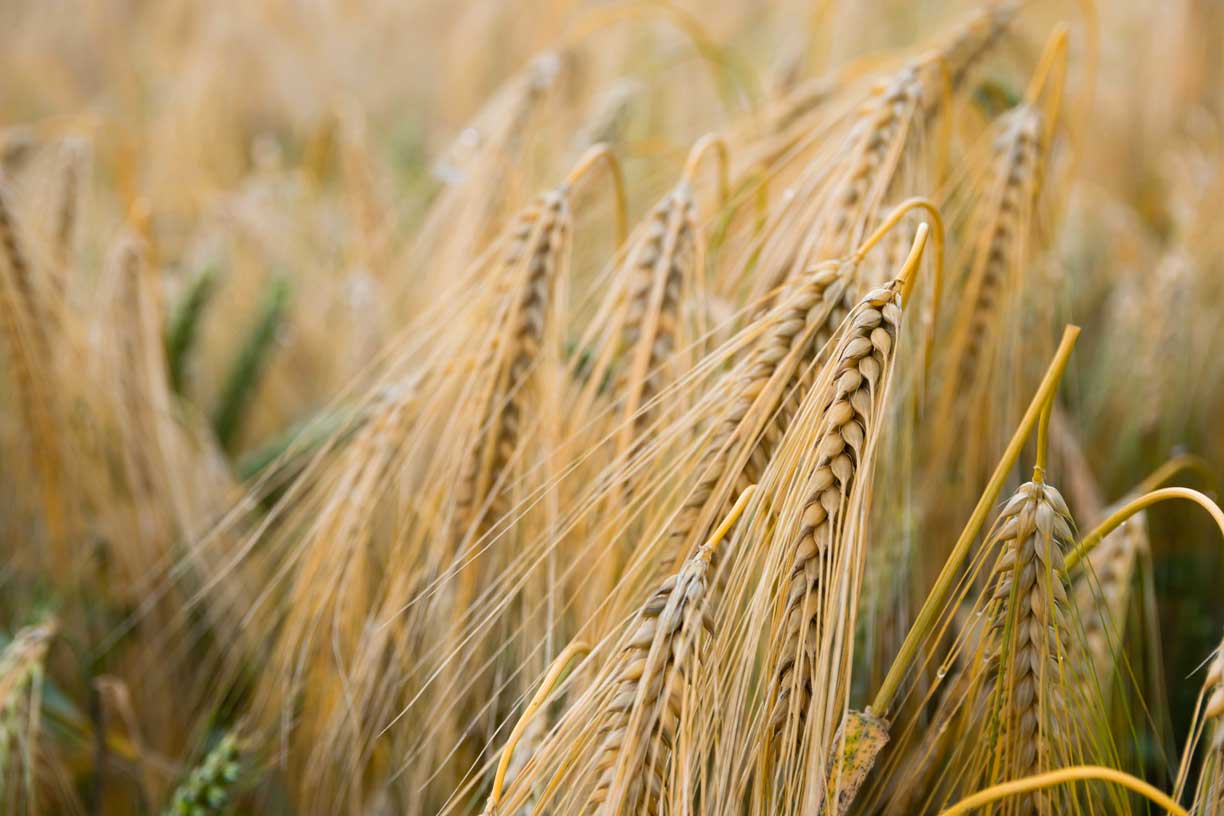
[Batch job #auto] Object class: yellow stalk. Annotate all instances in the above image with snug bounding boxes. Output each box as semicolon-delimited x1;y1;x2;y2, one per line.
564;142;628;245
938;766;1186;816
896;222;930;307
1034;392;1053;482
682;132;730;206
1024;25;1069;106
1065;487;1224;573
1129;453;1218;498
485;639;592;812
851;197;946;375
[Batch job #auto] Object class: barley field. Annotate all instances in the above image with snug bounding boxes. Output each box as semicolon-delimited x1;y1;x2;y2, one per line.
2;1;1223;813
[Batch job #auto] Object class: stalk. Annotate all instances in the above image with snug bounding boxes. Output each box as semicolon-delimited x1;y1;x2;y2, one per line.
937;766;1185;816
1064;487;1224;572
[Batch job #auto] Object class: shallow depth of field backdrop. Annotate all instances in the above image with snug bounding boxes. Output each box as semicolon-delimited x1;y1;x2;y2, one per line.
2;0;1224;814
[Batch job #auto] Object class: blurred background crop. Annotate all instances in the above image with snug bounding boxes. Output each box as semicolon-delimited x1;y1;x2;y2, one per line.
1;1;1223;813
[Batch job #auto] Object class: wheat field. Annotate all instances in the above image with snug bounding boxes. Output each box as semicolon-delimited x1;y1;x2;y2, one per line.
2;0;1224;813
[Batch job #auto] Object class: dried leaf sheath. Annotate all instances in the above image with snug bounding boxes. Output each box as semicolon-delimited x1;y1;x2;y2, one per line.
825;708;890;816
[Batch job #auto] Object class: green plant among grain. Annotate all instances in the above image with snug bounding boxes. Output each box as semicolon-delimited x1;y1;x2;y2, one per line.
212;274;292;454
166;264;221;398
163;733;243;816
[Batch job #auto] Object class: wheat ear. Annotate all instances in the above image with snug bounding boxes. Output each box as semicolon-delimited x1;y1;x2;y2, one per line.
769;229;926;752
1191;638;1224;814
585;487;755;815
977;477;1076;814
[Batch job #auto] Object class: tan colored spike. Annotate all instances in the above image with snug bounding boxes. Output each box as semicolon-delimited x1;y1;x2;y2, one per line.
587;488;754;815
771;282;904;744
979;479;1077;813
452;190;570;543
660;261;854;576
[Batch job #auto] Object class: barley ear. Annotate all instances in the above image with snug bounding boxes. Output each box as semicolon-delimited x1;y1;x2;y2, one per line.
163;733;244;816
